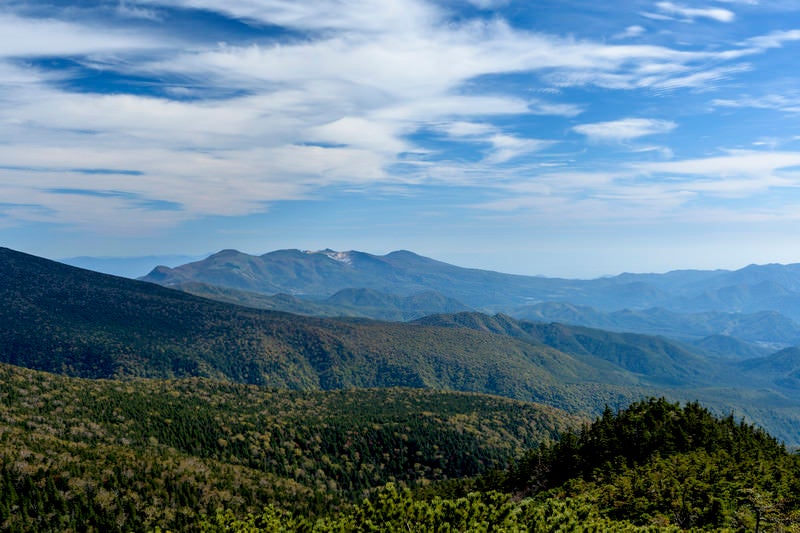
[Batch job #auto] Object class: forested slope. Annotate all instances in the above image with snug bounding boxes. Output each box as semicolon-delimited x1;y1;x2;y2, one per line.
204;399;800;532
0;363;578;532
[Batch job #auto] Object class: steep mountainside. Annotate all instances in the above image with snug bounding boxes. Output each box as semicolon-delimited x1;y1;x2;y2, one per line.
413;312;723;387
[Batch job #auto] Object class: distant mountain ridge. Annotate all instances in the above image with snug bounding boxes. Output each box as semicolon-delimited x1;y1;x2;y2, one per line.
141;249;800;317
515;302;800;349
141;249;800;352
141;248;582;308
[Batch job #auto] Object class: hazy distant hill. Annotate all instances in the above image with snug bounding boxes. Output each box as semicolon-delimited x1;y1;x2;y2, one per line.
691;334;773;360
175;281;473;320
515;302;800;348
738;347;800;390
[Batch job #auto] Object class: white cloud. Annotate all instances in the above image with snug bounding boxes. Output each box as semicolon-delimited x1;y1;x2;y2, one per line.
138;0;442;34
741;29;800;50
655;1;736;22
116;2;163;21
712;94;800;113
0;13;162;58
612;25;646;40
309;117;410;155
436;121;496;138
573;118;677;143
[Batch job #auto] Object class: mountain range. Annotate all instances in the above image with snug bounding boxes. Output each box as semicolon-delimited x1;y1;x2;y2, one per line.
4;246;800;445
141;248;800;353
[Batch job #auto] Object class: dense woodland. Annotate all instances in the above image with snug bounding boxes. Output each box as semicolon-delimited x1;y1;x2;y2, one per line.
199;399;800;532
0;363;575;531
2;362;800;530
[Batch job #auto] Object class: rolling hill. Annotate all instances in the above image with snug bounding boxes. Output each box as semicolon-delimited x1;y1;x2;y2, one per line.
174;281;473;321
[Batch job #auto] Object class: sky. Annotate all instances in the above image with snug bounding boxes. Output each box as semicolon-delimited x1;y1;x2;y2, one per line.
2;0;800;278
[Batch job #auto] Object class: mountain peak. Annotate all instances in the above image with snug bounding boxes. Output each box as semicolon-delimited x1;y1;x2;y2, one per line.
209;249;246;259
309;249;354;264
143;264;175;281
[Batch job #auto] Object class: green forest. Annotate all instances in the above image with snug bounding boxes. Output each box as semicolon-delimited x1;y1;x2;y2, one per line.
0;363;574;531
2;363;800;531
198;399;800;532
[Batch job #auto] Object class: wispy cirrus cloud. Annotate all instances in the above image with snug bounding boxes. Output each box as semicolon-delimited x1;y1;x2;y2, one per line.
652;2;736;22
573;118;677;143
138;0;441;34
433;121;554;164
740;29;800;50
469;149;800;231
713;94;800;113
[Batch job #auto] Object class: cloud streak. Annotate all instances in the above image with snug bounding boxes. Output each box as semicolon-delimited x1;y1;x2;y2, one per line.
654;2;736;22
573;118;677;143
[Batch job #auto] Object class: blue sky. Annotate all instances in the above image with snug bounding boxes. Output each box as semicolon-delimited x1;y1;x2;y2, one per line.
2;0;800;277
